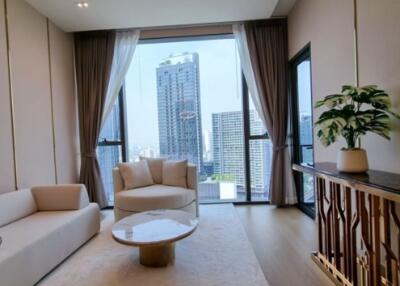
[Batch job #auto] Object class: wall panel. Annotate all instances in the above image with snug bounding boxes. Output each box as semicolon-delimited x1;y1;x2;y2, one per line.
357;0;400;173
288;0;355;164
288;0;400;174
7;0;55;187
48;22;79;183
0;0;16;193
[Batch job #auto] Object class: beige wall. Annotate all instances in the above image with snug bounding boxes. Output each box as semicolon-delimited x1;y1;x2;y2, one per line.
288;0;400;173
48;22;79;184
0;0;78;193
357;0;400;173
8;0;55;187
0;0;15;192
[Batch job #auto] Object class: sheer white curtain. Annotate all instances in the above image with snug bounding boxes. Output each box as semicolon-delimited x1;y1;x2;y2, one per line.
102;29;140;127
233;24;267;128
233;23;297;205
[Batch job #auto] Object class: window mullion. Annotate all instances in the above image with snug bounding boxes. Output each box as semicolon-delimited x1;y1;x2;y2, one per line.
119;86;128;162
242;73;252;202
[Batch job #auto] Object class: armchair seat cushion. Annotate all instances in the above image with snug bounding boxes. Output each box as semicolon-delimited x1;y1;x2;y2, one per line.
115;185;195;212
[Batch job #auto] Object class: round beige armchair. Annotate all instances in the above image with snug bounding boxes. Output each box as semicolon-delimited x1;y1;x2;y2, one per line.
112;163;199;221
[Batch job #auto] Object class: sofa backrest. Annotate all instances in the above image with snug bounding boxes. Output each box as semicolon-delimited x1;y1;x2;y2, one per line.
113;168;124;193
113;163;198;193
0;189;37;227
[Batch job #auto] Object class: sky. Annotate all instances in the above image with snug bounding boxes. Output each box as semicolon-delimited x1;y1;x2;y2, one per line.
125;38;243;147
297;60;312;115
123;37;311;148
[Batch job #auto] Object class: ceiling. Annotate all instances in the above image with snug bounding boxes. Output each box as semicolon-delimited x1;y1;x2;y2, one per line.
25;0;296;32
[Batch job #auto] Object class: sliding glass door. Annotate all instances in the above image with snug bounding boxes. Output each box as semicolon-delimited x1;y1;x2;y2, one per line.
290;44;315;217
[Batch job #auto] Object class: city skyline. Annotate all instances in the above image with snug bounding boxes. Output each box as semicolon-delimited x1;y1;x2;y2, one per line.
124;38;242;148
156;53;203;171
97;39;312;203
212;110;271;196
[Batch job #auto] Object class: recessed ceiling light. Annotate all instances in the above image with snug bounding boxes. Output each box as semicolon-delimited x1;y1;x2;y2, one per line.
76;1;89;8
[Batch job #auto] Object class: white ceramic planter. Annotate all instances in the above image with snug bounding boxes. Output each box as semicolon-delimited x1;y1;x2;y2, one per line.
337;148;369;173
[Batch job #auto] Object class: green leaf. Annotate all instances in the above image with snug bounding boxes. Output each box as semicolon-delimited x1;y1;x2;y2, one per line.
314;94;347;109
315;84;399;147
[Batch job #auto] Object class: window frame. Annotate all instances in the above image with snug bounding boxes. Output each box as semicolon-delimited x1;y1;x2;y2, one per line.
139;34;271;204
289;43;315;218
97;87;128;162
242;75;269;202
98;33;270;205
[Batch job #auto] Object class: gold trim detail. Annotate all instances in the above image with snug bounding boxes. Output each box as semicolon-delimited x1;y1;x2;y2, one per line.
353;0;359;87
312;252;352;286
353;0;362;148
3;0;18;190
46;18;58;184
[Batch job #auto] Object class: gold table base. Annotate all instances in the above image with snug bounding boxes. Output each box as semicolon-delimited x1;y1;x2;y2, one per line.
139;243;175;267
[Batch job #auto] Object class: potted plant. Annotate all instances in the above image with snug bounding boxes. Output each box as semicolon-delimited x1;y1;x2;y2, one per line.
315;85;399;173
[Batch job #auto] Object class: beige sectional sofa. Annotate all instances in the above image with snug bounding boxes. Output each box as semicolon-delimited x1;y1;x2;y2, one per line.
0;184;100;286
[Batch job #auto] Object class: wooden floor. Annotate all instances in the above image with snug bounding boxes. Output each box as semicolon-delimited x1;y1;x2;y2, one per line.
235;205;333;286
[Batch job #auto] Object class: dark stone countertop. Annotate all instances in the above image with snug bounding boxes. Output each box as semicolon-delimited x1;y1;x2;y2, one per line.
293;162;400;195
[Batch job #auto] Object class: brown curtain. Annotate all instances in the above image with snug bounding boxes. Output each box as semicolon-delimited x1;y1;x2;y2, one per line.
75;31;116;208
245;19;296;206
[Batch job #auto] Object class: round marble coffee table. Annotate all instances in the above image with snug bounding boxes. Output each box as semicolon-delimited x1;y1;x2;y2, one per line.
112;209;198;267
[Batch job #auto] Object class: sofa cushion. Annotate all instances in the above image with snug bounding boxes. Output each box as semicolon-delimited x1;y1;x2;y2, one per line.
139;156;166;184
118;161;154;190
0;204;99;286
0;189;37;227
162;159;188;188
31;184;90;211
115;185;195;212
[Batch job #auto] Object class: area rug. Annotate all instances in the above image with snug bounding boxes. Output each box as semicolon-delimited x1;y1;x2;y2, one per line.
39;204;269;286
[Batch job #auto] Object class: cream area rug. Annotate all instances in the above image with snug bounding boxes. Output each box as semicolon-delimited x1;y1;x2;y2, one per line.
39;204;269;286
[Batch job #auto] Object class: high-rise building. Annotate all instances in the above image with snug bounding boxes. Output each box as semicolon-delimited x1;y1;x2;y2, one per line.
299;114;313;164
202;129;213;162
212;111;245;186
249;112;272;197
212;110;271;196
156;53;203;171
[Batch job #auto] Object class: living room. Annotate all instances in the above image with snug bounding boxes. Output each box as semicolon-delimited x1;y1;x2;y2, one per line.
1;0;400;285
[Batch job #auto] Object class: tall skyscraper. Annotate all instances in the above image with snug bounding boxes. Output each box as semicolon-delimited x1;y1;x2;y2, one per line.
299;114;313;164
156;53;203;171
212;110;271;197
212;111;245;186
300;114;312;144
248;111;272;195
202;129;213;162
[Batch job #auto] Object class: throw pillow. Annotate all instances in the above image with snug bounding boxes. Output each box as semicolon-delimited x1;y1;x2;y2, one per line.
162;159;188;188
118;160;154;190
139;156;166;184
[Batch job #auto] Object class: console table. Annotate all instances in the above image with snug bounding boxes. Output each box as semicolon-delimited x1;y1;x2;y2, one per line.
293;162;400;286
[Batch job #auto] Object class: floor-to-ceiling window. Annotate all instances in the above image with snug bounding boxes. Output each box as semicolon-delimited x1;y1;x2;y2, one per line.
97;89;126;204
98;33;272;205
245;93;272;202
290;44;315;217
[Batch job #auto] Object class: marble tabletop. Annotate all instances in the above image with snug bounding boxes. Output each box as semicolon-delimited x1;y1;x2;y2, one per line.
112;209;199;246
